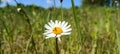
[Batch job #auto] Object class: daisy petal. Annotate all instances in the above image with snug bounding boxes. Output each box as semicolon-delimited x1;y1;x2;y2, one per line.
58;21;61;26
45;30;51;32
46;33;56;37
49;20;55;28
57;37;61;42
61;21;65;27
61;32;71;35
56;34;62;38
63;25;71;30
48;22;53;28
44;30;52;35
45;36;54;39
43;31;52;35
63;22;68;28
55;20;58;25
45;24;51;30
63;28;72;32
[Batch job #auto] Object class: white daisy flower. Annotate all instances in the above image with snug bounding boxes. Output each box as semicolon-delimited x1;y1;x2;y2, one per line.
44;20;72;41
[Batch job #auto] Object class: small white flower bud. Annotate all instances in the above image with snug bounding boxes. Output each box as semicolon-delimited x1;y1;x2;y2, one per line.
17;8;21;12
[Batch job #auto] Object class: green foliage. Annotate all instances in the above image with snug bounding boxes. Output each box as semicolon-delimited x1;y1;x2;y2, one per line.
0;5;120;54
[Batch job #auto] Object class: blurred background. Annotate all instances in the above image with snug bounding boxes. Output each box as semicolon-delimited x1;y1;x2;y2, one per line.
0;0;120;54
0;0;120;8
0;0;81;8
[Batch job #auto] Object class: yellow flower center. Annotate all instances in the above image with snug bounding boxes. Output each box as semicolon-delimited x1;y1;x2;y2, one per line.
52;27;63;34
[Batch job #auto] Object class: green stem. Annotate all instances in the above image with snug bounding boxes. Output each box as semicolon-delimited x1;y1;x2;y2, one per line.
15;1;38;53
21;9;38;54
115;3;120;54
116;30;120;54
55;38;59;54
60;3;63;20
71;0;82;53
0;18;13;54
71;0;82;43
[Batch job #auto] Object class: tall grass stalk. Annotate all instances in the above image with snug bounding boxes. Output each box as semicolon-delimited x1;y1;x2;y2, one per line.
71;0;82;46
116;30;120;54
53;0;56;20
0;18;13;54
115;5;120;54
60;2;63;20
21;9;38;54
71;0;82;53
91;23;98;54
16;2;38;53
0;28;1;53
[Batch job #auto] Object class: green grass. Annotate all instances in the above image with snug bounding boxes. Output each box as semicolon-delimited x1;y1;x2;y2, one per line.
0;4;120;54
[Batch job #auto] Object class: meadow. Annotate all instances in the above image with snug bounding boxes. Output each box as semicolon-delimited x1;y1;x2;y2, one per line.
0;2;120;54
